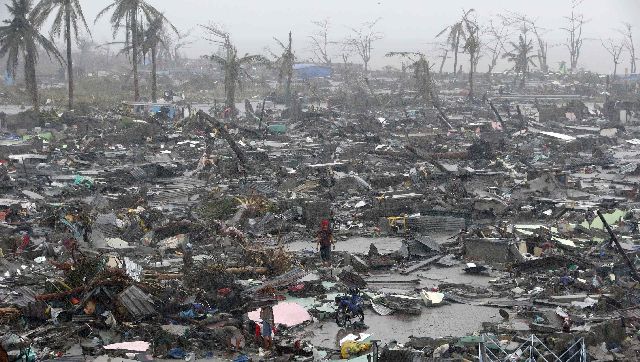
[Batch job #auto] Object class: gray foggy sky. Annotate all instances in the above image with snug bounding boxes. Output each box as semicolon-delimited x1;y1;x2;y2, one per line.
3;0;640;73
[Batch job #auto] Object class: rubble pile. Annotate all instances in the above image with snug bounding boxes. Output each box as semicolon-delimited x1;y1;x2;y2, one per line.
2;78;640;361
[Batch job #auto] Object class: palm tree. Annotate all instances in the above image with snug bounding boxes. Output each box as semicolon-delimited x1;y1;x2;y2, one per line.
201;24;268;115
0;0;63;111
137;14;176;102
32;0;91;110
503;32;537;88
95;0;169;101
436;8;474;76
143;15;165;102
462;16;480;100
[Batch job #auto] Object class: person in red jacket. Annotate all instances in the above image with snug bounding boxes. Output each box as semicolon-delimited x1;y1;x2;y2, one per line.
317;219;335;267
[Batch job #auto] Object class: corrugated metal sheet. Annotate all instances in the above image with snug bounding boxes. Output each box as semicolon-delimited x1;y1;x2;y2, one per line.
117;285;155;318
0;286;37;307
407;215;466;233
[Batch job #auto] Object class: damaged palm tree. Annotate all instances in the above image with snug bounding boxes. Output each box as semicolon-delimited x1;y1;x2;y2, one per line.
0;0;64;112
119;13;177;102
140;13;177;102
501;11;550;73
96;0;171;101
159;28;193;67
503;27;536;89
436;8;475;76
387;51;451;129
387;52;435;107
271;31;295;108
462;14;481;100
201;24;269;115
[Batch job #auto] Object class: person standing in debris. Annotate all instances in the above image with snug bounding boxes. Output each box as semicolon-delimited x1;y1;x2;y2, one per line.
260;305;274;351
317;219;335;267
16;231;30;254
182;242;193;272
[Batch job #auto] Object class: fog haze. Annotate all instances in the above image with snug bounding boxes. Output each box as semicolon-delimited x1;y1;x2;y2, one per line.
2;0;640;73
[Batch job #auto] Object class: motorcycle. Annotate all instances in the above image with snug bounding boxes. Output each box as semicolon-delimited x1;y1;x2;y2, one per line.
334;288;365;327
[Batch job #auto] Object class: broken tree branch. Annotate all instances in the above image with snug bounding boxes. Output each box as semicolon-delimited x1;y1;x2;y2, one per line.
196;110;247;166
597;210;640;283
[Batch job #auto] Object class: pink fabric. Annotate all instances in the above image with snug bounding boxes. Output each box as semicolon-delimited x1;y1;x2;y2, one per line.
104;341;150;352
248;302;311;327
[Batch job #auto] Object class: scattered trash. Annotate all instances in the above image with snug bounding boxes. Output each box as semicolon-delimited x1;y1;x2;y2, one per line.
0;5;638;360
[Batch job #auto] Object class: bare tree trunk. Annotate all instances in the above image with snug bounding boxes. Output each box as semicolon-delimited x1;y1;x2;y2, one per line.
226;73;236;111
65;5;73;110
453;33;460;75
632;51;637;74
285;31;293;108
469;57;474;100
25;48;39;112
439;49;448;74
151;46;157;102
540;43;548;73
131;10;140;101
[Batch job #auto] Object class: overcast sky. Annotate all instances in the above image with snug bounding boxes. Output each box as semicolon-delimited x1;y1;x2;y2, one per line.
2;0;640;73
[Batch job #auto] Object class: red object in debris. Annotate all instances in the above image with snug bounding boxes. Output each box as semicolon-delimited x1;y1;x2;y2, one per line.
62;238;76;251
217;287;232;296
294;340;301;350
17;233;30;253
288;283;304;292
70;297;80;305
0;211;7;222
254;323;261;338
275;294;286;301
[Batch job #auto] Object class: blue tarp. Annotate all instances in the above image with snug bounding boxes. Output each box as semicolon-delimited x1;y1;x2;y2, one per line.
149;104;177;119
619;74;640;81
293;64;332;79
4;71;14;86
